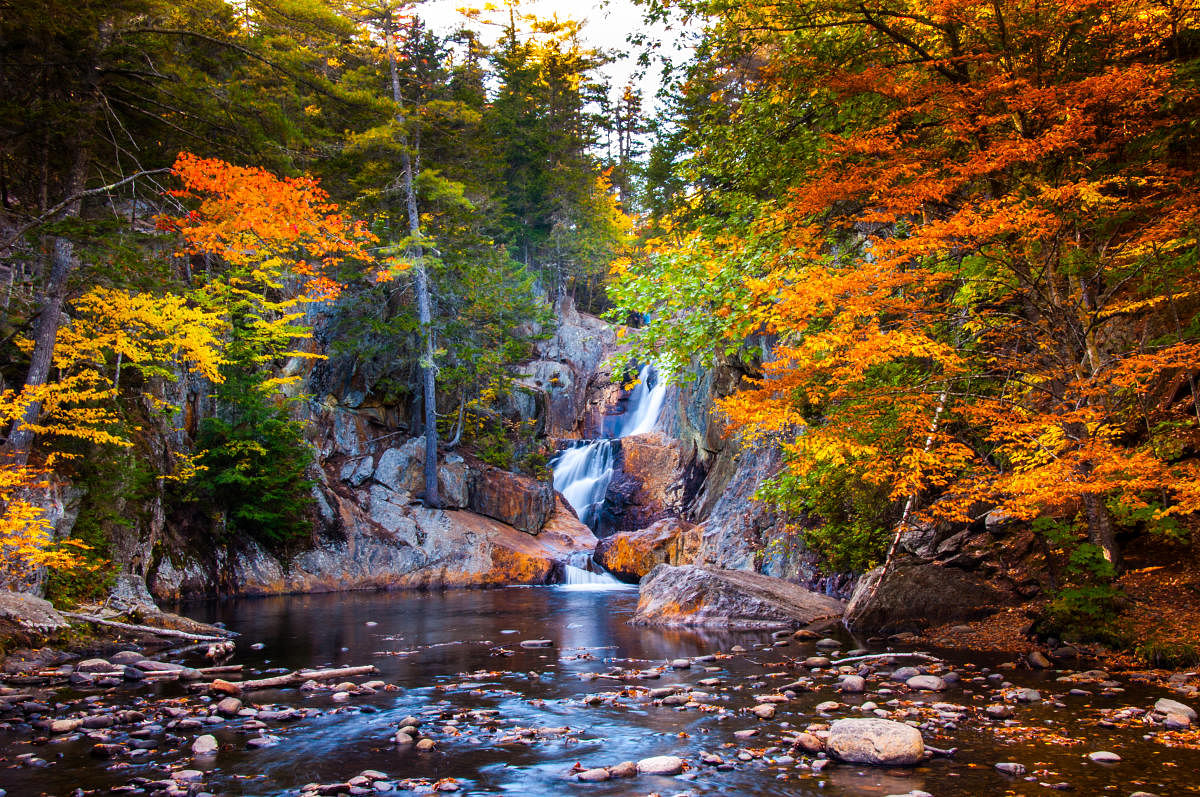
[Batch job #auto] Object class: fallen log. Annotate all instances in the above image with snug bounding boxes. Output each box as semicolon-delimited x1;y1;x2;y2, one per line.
830;652;942;665
205;664;378;693
61;612;232;643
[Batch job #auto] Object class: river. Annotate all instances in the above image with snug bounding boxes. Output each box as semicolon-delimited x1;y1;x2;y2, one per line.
1;586;1196;796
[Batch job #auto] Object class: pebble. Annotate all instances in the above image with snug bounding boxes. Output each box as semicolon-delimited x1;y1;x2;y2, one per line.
995;762;1026;776
670;659;691;669
520;639;553;648
1088;751;1121;763
906;675;946;691
839;675;865;693
815;638;841;649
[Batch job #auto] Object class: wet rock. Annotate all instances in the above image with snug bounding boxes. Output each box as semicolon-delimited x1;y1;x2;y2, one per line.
839;675;866;693
577;768;610;782
816;700;841;713
995;762;1026;776
76;658;113;673
1164;713;1191;729
1029;651;1051;669
670;658;691;669
792;732;824;753
50;718;82;733
1154;698;1196;721
521;639;554;648
394;732;414;745
609;761;637;778
415;738;436;751
827;718;924;766
594;518;702;582
216;697;243;717
891;666;921;682
803;656;831;668
637;755;685;776
906;675;947;691
815;638;841;649
751;704;776;719
192;734;219;755
985;704;1013;719
467;466;554;534
632;565;845;630
1089;751;1121;763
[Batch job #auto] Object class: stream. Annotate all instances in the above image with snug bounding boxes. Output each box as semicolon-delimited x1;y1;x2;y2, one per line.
1;586;1197;795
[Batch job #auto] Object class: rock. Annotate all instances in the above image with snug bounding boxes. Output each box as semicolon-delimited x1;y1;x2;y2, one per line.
827;719;925;766
594;518;701;582
815;638;841;648
670;658;691;669
1089;751;1121;763
415;738;436;751
50;718;82;733
845;562;1013;633
986;704;1013;719
906;675;947;691
995;762;1026;776
577;768;610;782
793;732;824;753
1164;713;1191;729
608;761;637;778
192;735;219;755
110;650;144;665
521;639;554;648
803;656;832;668
0;591;68;632
636;755;685;776
211;678;242;697
1155;698;1196;721
891;667;921;682
76;658;114;673
599;433;685;535
632;565;846;630
467;466;554;534
216;697;243;717
751;704;776;719
840;675;866;693
393;732;414;745
1029;651;1052;669
1013;688;1041;703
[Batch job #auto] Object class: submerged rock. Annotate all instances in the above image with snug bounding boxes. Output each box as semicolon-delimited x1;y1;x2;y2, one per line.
827;718;925;766
636;755;685;775
631;565;845;630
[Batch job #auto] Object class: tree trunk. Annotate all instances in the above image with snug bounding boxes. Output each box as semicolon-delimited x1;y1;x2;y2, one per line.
6;146;89;464
384;9;438;508
1082;492;1120;571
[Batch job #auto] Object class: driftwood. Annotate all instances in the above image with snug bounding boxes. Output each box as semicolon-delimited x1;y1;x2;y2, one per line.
207;664;378;692
61;612;233;642
830;652;942;665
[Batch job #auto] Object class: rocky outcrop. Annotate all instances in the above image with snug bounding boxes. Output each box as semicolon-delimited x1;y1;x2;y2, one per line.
594;518;701;582
0;591;68;633
845;561;1015;633
467;465;554;534
632;564;845;630
152;498;597;600
597;432;685;536
517;294;618;437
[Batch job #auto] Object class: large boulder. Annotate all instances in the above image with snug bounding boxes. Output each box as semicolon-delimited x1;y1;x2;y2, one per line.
0;591;68;633
827;718;925;766
594;518;701;582
598;433;684;535
467;466;555;534
632;564;845;630
845;561;1013;633
371;439;468;509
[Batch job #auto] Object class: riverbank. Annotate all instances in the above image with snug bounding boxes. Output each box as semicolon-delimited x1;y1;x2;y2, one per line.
2;587;1199;796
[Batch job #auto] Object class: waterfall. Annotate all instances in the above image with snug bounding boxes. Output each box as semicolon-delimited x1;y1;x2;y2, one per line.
613;363;668;438
549;362;668;587
559;552;628;590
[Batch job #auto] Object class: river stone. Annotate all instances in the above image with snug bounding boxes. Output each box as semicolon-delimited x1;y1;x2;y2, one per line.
191;735;218;755
76;658;113;673
751;704;776;719
609;761;637;778
216;697;243;716
1089;750;1121;763
906;675;947;691
110;650;144;665
995;762;1026;776
577;768;610;782
839;675;866;693
521;639;553;648
828;719;924;766
416;738;436;751
1164;713;1191;729
1029;651;1052;668
1155;698;1196;720
637;755;685;775
632;565;845;630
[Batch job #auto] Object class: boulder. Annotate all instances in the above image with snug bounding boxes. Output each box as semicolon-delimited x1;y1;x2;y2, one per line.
845;561;1012;633
372;439;468;509
0;591;68;633
467;466;554;534
1155;698;1196;721
827;718;925;766
598;433;684;535
632;565;846;630
594;518;701;582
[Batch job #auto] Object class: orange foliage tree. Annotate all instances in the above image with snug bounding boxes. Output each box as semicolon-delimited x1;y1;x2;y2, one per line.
624;0;1200;569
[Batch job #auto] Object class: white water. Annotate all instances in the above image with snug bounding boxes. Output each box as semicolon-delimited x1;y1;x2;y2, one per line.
613;363;669;438
549;363;668;588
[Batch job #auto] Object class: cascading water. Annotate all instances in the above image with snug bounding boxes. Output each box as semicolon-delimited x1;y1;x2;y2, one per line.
549;363;668;588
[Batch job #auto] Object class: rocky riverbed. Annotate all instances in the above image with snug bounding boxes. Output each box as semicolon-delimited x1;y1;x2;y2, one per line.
1;588;1198;796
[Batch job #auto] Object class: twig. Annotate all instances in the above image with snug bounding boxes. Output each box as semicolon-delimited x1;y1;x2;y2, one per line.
830;652;942;665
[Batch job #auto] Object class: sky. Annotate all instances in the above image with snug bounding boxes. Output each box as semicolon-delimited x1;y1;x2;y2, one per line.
417;0;690;107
